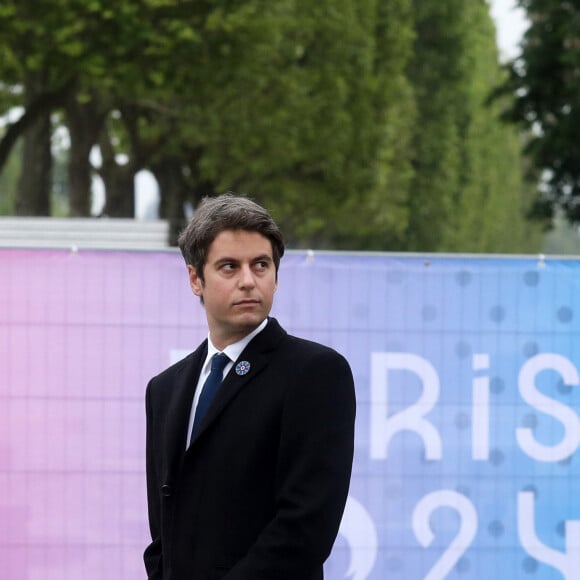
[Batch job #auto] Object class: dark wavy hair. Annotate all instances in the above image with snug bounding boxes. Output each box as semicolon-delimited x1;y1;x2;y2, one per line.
177;193;285;282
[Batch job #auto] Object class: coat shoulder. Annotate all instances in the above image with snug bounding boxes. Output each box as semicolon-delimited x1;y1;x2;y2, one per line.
153;351;191;379
281;333;351;369
284;333;343;356
147;346;204;395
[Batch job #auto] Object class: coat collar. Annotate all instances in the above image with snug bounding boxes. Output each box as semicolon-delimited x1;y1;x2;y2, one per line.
188;317;287;446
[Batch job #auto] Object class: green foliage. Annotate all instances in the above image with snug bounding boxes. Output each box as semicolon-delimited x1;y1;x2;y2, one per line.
404;0;542;253
504;0;580;225
0;0;543;252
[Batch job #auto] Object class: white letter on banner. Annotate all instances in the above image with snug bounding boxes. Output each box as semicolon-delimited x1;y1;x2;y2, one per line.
370;353;442;460
516;353;580;462
518;491;580;578
338;496;378;580
472;354;490;461
413;490;478;580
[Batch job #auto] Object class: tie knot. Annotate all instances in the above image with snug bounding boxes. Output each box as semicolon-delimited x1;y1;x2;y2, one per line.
211;352;230;373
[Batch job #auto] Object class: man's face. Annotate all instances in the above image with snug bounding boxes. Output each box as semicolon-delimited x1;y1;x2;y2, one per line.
188;229;277;349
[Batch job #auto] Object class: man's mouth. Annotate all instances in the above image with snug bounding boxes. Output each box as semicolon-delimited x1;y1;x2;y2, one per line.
234;299;260;306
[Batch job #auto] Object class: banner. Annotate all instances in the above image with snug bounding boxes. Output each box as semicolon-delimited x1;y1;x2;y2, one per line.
1;248;579;579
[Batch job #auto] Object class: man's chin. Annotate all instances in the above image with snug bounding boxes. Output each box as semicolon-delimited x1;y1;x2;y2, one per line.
233;311;268;328
235;313;264;326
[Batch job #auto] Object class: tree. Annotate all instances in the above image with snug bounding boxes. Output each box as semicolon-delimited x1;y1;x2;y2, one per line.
14;73;52;215
404;0;542;253
504;0;580;225
404;0;465;251
0;139;20;215
228;0;417;250
0;0;543;253
0;0;175;215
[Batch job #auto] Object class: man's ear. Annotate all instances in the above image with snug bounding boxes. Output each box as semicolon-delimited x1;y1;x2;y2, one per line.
187;265;203;297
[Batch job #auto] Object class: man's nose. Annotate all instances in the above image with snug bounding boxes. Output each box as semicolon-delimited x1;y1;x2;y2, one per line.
238;265;255;288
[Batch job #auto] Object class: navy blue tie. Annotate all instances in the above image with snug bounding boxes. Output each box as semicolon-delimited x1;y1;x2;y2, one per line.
192;352;230;436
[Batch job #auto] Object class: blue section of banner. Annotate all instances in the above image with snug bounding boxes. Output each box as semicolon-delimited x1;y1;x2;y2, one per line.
273;253;580;580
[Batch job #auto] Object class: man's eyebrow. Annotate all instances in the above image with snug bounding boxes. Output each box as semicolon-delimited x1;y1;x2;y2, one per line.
212;254;272;265
213;256;240;266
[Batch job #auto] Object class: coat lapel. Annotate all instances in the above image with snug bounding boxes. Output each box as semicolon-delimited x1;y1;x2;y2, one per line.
189;318;287;444
163;341;207;475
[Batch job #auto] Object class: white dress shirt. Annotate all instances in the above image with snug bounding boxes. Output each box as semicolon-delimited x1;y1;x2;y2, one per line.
186;318;268;447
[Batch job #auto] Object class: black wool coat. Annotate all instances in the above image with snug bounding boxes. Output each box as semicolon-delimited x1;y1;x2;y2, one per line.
144;318;356;580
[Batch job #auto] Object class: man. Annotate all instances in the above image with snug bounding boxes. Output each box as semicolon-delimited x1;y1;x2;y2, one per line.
144;193;356;580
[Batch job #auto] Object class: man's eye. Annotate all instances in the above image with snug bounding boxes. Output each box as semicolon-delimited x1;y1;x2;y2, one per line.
222;263;236;271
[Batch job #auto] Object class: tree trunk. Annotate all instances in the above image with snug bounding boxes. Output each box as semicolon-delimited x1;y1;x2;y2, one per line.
0;79;73;176
101;161;135;217
98;118;136;218
15;77;52;216
65;93;106;217
15;110;51;216
151;157;188;244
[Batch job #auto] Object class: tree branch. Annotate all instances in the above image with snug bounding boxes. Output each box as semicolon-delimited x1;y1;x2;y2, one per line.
0;80;74;172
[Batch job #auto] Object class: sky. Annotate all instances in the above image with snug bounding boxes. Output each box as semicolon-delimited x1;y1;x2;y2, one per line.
488;0;529;60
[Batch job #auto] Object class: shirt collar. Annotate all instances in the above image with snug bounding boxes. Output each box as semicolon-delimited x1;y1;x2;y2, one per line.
206;317;269;367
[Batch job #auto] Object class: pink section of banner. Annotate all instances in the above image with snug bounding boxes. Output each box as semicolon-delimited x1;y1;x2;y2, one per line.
0;248;207;580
